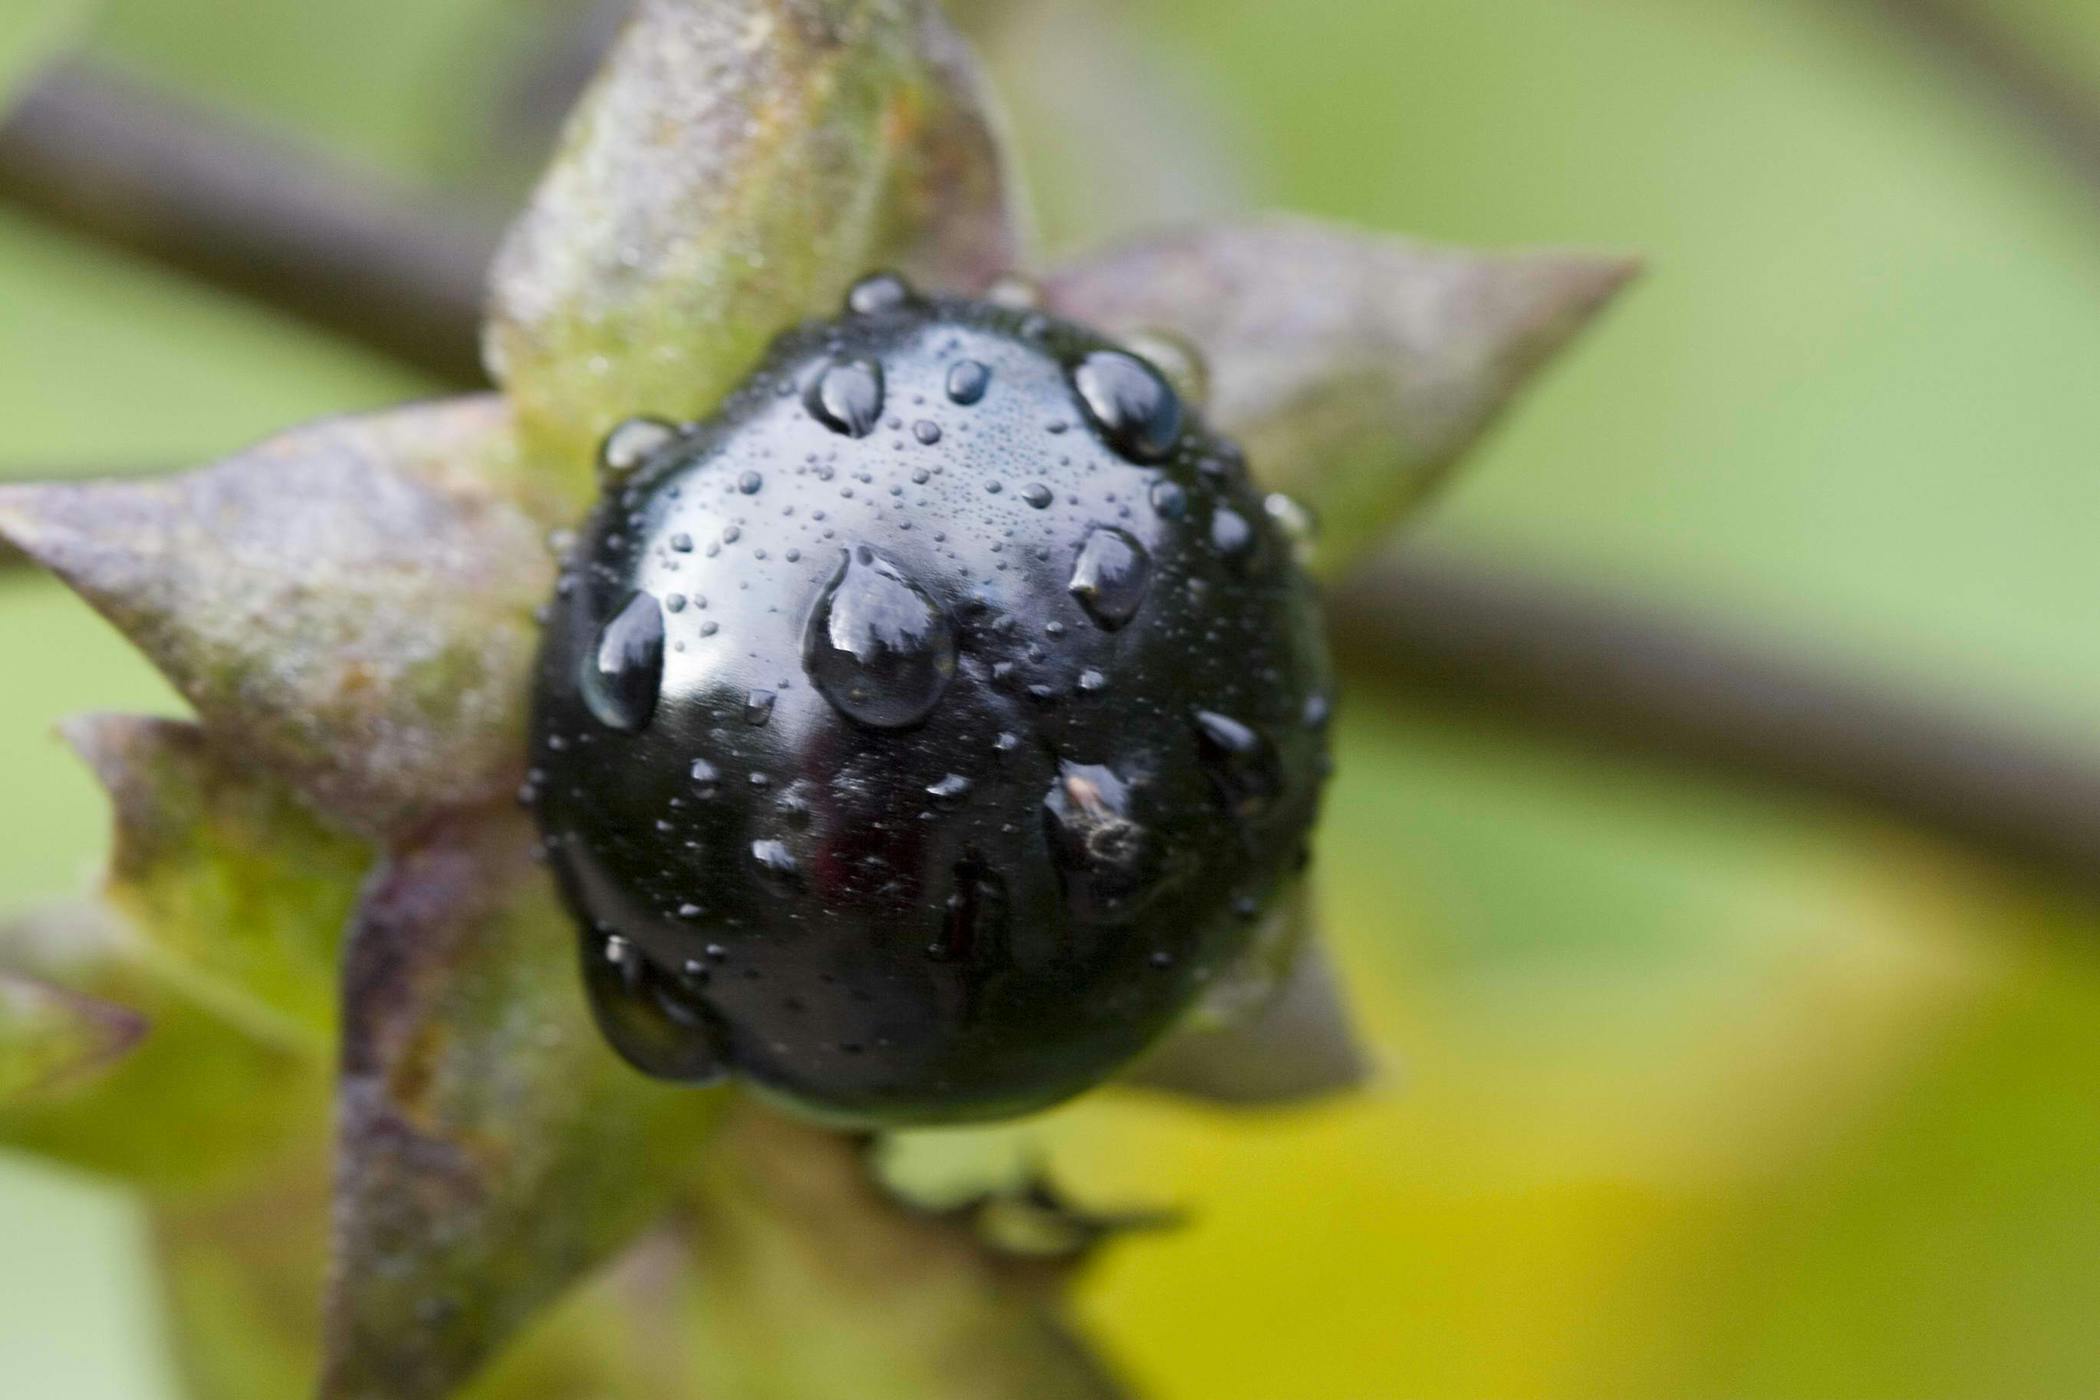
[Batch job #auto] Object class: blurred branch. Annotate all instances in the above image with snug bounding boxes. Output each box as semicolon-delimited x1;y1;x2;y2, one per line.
7;58;2100;891
1863;0;2100;200
1332;553;2100;891
0;62;497;384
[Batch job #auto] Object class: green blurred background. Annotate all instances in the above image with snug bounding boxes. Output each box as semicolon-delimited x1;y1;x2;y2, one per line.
6;0;2100;1395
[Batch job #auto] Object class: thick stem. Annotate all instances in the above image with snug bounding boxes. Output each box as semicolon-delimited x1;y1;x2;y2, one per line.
1332;552;2100;891
0;63;497;384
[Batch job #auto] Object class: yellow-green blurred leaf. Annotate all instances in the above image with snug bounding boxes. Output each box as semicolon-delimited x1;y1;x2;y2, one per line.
65;714;367;1037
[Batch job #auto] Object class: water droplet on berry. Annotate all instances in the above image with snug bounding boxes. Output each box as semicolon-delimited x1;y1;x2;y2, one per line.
598;417;678;480
807;359;885;437
1124;328;1209;409
946;359;991;405
580;591;665;732
1021;482;1054;509
738;469;764;495
744;688;777;727
1210;506;1254;565
926;773;973;805
846;271;913;315
1194;710;1283;818
1041;761;1176;924
1072;350;1182;463
803;548;958;728
1067;527;1152;631
582;935;726;1083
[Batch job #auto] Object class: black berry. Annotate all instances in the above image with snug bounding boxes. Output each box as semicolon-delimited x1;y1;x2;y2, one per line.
528;272;1334;1126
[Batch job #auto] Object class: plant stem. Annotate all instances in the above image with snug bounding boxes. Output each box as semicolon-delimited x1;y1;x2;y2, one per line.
1860;0;2100;205
6;58;2100;891
0;62;497;385
1331;552;2100;892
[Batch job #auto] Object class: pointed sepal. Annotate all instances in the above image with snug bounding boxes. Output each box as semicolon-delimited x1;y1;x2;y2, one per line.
323;807;725;1400
0;397;549;839
1045;215;1637;573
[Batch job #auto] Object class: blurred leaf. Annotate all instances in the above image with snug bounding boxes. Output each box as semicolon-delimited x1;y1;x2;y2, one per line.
959;0;1251;253
1043;215;1636;573
150;1158;333;1400
64;714;368;1037
0;903;325;1190
679;1103;1127;1400
0;0;84;111
0;970;143;1106
1122;926;1369;1109
485;0;1024;477
0;397;551;840
323;806;726;1400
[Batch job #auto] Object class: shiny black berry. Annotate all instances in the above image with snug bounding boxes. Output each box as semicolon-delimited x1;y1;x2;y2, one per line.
527;273;1334;1126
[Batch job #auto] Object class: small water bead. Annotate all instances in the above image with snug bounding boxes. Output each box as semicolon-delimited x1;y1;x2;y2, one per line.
1193;710;1284;818
738;470;765;495
985;274;1043;309
807;358;886;437
802;547;959;729
926;773;973;805
1067;527;1152;631
744;688;777;726
1263;492;1318;561
1077;669;1108;693
580;591;665;732
1021;482;1054;510
670;532;694;553
750;839;802;888
1071;350;1183;463
598;416;679;480
1210;507;1254;564
1302;692;1333;730
945;359;991;406
913;420;943;445
1149;480;1188;520
846;271;914;316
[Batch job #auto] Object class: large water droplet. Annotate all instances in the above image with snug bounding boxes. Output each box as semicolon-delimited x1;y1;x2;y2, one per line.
580;591;665;732
1067;527;1152;631
1072;351;1183;463
598;417;678;480
1193;710;1283;818
582;934;727;1083
802;548;958;728
1124;328;1210;409
743;688;777;727
807;359;885;437
1041;761;1178;923
846;271;913;315
946;360;991;405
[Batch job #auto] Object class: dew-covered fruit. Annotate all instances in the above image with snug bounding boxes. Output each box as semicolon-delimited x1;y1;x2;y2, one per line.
527;272;1333;1126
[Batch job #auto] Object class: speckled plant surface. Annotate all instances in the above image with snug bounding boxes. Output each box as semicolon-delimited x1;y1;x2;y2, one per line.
0;2;1627;1395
